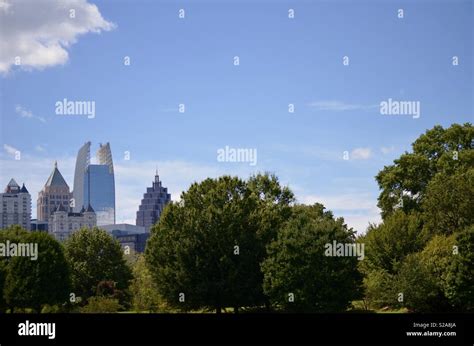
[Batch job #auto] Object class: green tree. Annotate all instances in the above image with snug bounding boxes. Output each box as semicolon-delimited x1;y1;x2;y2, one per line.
130;254;166;312
422;169;474;235
444;226;474;311
1;228;70;312
146;174;292;313
147;176;259;313
261;204;362;312
394;253;439;312
64;227;132;304
361;210;427;274
362;268;396;310
0;225;26;311
376;123;474;218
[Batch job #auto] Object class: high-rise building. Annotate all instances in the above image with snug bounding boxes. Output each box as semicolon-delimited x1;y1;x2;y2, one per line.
0;179;31;230
84;164;115;225
73;142;115;226
37;162;72;224
136;170;171;231
73;141;91;213
50;203;96;242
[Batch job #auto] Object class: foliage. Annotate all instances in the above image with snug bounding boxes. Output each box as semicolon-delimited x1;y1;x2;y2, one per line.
261;204;363;312
80;296;122;313
64;227;132;304
0;227;70;312
360;210;427;274
130;255;166;312
444;226;474;311
422;169;474;235
394;253;441;312
362;268;396;310
146;174;293;313
376;123;473;218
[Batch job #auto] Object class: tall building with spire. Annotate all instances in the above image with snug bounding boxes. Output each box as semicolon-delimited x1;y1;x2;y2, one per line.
37;162;72;223
73;142;115;226
136;170;171;231
0;179;31;230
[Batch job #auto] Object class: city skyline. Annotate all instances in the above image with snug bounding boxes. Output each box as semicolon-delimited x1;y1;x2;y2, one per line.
1;0;472;233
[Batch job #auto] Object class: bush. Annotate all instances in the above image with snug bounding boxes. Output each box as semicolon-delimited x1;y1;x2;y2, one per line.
80;296;122;313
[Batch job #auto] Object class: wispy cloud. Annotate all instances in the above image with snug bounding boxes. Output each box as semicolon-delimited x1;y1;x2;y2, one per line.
308;100;377;112
15;105;45;123
3;144;19;157
351;147;372;160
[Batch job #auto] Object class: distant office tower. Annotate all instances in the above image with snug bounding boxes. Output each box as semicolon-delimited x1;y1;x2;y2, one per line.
73;141;91;213
73;142;115;226
37;162;72;224
50;204;96;242
136;171;171;231
0;179;31;230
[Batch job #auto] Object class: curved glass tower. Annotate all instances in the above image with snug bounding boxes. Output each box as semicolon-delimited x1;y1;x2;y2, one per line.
73;141;115;225
73;141;91;212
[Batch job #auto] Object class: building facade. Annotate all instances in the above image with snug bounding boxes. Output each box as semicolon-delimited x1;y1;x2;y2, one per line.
37;162;73;224
50;203;96;241
0;179;31;230
136;171;171;231
73;142;115;226
84;164;115;226
111;231;150;254
73;141;91;213
30;219;48;232
100;223;148;253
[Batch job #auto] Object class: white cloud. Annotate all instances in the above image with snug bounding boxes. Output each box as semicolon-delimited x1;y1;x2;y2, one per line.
380;146;395;155
0;0;11;12
0;0;115;73
3;144;19;156
298;193;374;211
297;192;381;233
15;105;45;123
35;145;46;152
351;147;372;160
308;100;377;112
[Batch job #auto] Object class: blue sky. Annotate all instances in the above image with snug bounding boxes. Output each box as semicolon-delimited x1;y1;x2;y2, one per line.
0;0;472;231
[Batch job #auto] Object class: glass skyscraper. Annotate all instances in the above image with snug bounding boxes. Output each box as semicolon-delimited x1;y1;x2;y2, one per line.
136;171;171;231
73;142;115;226
73;141;90;213
84;164;115;226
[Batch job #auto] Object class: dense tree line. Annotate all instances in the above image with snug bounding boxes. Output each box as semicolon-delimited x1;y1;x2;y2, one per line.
0;227;131;313
362;123;474;312
145;174;362;313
